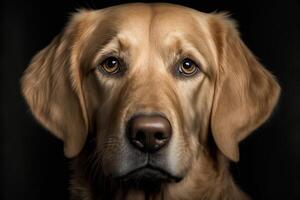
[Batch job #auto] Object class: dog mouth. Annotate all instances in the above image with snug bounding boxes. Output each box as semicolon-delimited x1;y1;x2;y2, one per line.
116;165;182;191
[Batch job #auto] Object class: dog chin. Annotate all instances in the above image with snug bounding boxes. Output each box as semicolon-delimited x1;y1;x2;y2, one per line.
115;165;183;192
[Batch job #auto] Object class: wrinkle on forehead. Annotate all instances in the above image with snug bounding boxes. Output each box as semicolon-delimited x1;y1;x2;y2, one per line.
81;3;217;77
148;6;216;76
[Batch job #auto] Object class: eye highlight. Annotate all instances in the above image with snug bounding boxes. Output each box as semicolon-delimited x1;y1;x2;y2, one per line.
178;58;200;77
98;57;121;75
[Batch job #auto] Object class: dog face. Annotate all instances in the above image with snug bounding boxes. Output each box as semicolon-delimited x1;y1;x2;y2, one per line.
21;3;280;189
84;5;217;181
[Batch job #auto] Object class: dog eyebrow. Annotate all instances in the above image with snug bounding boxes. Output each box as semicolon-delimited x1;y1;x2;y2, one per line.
161;34;211;76
92;36;132;67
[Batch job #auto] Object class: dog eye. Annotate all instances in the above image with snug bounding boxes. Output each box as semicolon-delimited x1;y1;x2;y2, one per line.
178;59;199;77
98;57;121;75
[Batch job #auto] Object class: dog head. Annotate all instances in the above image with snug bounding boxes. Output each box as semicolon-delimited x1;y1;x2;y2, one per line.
21;3;280;190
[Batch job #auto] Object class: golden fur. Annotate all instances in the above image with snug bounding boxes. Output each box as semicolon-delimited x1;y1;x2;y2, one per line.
21;3;280;200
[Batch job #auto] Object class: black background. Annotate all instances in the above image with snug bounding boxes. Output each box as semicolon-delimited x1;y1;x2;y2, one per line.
1;0;299;200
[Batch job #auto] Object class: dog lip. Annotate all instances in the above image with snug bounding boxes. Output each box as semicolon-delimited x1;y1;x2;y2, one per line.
116;164;182;183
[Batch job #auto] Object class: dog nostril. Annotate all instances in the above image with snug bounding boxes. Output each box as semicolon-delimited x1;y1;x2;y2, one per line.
154;132;165;140
136;131;146;142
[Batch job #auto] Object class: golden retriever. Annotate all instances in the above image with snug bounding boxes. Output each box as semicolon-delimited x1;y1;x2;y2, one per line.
21;3;280;200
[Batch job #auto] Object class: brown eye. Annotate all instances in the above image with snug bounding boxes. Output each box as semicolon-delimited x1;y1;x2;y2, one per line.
99;57;121;74
179;59;199;76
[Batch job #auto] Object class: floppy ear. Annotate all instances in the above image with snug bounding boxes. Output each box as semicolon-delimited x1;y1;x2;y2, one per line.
21;12;91;158
210;15;280;161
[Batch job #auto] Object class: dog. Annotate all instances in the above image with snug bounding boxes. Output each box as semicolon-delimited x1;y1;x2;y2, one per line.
21;3;280;200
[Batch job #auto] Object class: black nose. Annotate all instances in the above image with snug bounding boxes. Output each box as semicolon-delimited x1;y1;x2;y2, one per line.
127;115;172;153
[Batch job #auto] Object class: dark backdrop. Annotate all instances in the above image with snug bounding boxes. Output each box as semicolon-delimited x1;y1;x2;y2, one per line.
1;0;299;200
